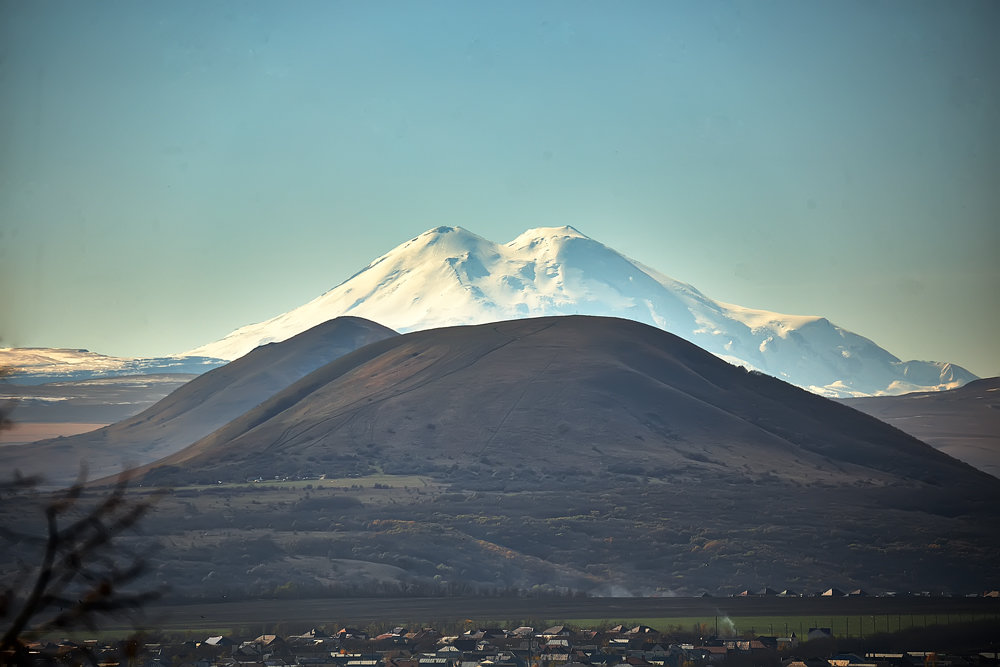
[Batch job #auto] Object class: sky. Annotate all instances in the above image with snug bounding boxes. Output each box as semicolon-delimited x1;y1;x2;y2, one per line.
1;1;998;377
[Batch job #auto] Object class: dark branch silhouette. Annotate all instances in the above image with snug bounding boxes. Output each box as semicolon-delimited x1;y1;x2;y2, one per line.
0;470;161;666
0;365;14;434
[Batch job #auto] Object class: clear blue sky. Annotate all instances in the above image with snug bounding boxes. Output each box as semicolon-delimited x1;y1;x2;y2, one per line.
1;1;998;377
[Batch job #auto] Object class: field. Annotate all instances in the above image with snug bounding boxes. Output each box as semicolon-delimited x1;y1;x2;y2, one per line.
172;475;437;492
118;595;1000;637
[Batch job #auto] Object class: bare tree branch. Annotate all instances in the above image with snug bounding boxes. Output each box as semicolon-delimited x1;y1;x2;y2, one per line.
0;471;162;665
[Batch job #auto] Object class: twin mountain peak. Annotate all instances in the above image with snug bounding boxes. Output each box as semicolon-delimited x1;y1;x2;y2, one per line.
183;225;975;398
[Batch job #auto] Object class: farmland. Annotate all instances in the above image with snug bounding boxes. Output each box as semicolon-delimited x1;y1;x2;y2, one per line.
126;594;1000;636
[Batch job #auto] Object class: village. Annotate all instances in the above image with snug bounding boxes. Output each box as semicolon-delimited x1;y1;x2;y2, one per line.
13;620;999;667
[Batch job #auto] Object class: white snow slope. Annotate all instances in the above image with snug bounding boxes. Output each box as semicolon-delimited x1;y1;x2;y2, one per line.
0;348;224;385
185;226;976;398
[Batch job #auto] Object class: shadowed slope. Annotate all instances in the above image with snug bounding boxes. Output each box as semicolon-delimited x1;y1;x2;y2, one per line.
2;317;397;487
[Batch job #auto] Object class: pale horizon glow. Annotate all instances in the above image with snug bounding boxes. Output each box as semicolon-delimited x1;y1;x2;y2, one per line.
1;1;998;377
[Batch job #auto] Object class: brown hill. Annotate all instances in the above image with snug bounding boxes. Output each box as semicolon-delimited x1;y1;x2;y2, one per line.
140;316;989;489
840;377;1000;479
117;316;1000;597
2;317;396;487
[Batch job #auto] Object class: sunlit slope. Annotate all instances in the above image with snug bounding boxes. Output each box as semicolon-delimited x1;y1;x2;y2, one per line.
2;317;396;486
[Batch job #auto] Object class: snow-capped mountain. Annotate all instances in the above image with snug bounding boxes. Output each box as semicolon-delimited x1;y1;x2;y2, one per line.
0;347;225;385
185;226;976;397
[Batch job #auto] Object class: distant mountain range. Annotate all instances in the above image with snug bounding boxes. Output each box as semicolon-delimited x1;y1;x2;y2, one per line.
0;347;224;385
184;226;975;397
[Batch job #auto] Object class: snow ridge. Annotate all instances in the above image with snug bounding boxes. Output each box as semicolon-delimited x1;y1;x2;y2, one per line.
0;348;224;385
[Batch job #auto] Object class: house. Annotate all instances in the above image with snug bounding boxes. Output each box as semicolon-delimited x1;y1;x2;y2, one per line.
540;626;570;639
419;656;457;667
783;660;829;667
463;629;507;641
625;656;654;667
539;645;572;663
346;658;382;667
479;651;527;667
448;639;480;652
698;646;728;664
204;635;237;647
754;637;779;651
338;629;370;641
